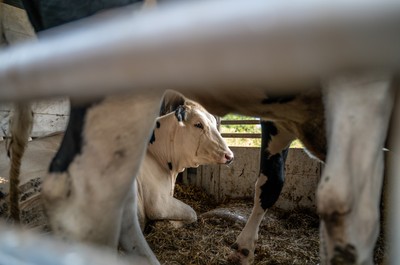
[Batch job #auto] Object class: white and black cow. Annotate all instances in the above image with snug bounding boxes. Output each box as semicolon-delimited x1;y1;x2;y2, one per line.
119;95;233;252
185;78;393;265
14;1;395;265
186;89;326;264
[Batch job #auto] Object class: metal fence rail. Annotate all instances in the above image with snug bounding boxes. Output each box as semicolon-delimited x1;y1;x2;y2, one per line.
389;91;400;265
0;223;146;265
220;119;261;139
0;0;400;101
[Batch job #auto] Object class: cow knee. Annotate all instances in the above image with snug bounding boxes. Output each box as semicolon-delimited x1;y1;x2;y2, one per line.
42;172;72;204
317;170;353;219
317;170;356;264
177;205;197;224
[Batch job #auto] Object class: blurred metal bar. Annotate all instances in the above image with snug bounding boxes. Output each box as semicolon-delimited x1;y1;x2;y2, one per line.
0;0;400;101
221;120;260;125
389;90;400;265
0;223;150;265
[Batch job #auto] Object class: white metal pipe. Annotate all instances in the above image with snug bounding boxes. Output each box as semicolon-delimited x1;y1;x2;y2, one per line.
0;0;400;101
389;90;400;265
0;223;149;265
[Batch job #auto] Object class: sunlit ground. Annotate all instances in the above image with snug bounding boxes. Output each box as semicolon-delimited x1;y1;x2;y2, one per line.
0;177;7;184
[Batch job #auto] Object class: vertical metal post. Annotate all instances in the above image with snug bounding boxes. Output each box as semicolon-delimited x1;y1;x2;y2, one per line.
389;89;400;265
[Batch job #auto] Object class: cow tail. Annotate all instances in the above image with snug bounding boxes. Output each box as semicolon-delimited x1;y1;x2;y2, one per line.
8;103;33;222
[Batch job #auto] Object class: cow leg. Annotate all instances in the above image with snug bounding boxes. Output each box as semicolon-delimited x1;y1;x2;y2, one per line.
119;181;160;264
228;121;295;265
120;191;196;254
146;196;197;225
41;93;163;265
318;73;394;265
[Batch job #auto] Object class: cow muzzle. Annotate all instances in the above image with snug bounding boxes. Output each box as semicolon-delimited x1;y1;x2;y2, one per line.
223;151;234;165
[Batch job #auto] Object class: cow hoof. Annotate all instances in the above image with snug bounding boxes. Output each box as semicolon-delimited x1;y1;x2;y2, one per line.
227;243;251;265
330;244;357;265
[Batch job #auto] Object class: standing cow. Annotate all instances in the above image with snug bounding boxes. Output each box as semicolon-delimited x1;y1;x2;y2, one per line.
185;77;393;265
186;89;326;264
17;1;162;264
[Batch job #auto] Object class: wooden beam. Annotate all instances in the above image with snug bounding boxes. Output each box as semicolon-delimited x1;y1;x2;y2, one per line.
221;133;261;139
221;120;260;125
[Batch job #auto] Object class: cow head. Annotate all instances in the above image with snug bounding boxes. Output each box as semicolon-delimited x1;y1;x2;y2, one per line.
176;100;233;167
150;93;234;171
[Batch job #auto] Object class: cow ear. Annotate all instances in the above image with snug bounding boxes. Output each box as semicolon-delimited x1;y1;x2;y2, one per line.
160;90;186;115
175;105;187;125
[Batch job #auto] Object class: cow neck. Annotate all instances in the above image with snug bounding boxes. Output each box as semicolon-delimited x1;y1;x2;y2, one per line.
147;113;187;176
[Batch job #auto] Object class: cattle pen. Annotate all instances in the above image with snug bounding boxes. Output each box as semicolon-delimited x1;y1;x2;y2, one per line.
0;0;399;265
0;111;390;264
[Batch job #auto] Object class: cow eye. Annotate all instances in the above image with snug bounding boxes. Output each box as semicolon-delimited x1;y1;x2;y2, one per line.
194;122;204;129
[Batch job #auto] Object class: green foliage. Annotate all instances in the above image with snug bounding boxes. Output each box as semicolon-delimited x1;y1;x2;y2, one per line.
221;114;261;133
220;114;304;148
220;114;261;147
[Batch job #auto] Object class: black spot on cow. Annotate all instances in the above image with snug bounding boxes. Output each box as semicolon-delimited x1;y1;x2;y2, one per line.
150;122;161;144
168;162;173;170
175;105;187;122
4;0;24;9
49;101;99;173
258;121;289;210
259;152;288;210
261;95;295;105
149;130;156;144
263;121;278;137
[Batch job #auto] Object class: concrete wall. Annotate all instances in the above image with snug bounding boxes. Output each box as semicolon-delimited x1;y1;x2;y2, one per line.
183;147;322;211
0;98;69;138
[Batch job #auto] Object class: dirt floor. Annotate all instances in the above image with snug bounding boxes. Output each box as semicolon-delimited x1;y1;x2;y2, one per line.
0;180;387;265
146;184;387;265
0;135;389;264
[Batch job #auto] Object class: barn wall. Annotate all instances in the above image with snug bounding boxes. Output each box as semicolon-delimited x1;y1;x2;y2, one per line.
183;147;322;211
0;98;69;138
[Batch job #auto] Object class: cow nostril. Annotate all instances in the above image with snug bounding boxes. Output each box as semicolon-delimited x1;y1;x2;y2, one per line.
225;154;234;164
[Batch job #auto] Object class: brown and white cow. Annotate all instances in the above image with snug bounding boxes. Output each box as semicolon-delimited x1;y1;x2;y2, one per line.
119;95;233;252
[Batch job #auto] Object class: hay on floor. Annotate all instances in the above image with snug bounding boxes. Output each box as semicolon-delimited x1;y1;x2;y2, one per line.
146;183;321;265
0;180;387;265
